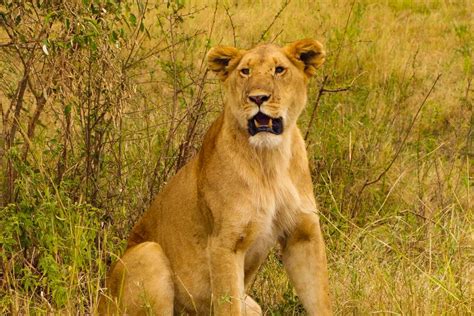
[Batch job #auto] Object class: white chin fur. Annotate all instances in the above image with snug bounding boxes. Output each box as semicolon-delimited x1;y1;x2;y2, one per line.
248;133;283;148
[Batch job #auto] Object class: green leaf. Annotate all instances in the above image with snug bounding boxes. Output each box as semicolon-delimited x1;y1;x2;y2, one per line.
44;12;55;24
110;30;118;43
64;103;72;115
129;13;137;27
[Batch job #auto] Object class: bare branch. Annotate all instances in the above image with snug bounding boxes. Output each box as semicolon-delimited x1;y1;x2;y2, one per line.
332;0;356;71
258;0;291;43
305;72;364;141
305;75;328;142
224;5;237;47
350;73;442;217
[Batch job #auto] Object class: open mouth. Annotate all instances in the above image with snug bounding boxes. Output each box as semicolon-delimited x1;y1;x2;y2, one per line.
248;112;284;136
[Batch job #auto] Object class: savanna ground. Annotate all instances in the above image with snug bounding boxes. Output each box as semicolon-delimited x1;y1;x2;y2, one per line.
0;0;472;314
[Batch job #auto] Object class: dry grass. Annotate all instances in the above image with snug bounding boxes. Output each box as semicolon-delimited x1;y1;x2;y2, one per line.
0;0;472;315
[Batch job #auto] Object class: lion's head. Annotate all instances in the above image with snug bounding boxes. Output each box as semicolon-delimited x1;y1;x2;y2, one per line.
207;39;325;148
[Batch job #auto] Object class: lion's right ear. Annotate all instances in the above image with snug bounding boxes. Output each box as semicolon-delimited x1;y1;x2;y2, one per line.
207;46;243;81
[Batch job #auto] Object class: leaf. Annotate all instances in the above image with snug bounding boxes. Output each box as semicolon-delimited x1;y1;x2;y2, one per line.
110;30;118;43
129;13;137;27
64;103;72;115
42;43;49;56
44;12;54;24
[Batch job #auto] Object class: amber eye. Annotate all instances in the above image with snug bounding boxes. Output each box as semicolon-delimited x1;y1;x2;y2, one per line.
240;68;250;75
275;66;285;74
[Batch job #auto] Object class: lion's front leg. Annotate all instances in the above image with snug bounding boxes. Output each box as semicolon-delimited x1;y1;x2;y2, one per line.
208;236;246;316
281;212;332;316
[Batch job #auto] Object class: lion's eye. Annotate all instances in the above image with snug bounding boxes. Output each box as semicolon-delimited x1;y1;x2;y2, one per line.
275;66;285;74
240;68;250;75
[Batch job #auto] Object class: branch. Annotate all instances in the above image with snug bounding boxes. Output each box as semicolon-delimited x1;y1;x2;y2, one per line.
223;6;237;47
332;0;356;71
258;0;291;42
350;73;442;217
304;75;327;141
304;73;361;141
321;86;351;93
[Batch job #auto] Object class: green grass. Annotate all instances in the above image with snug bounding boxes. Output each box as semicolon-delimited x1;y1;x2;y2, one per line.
0;0;472;314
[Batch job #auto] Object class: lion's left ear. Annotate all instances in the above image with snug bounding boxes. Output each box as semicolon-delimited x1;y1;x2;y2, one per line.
284;39;325;78
207;46;244;81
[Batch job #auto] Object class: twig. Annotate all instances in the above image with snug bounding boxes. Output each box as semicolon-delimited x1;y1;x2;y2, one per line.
270;29;284;43
125;31;205;70
3;46;35;204
350;73;442;217
304;73;361;141
223;6;237;47
123;0;149;69
199;0;218;69
149;3;206;198
332;0;356;72
22;82;48;160
321;86;351;93
464;77;472;157
175;0;218;170
258;0;291;43
304;75;328;141
0;42;13;47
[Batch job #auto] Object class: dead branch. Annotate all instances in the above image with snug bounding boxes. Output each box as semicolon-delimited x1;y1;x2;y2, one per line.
304;75;328;142
224;5;237;47
258;0;291;43
332;0;356;72
304;74;359;141
350;73;442;217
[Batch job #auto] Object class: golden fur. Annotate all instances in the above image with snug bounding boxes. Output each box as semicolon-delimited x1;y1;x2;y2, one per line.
98;39;332;315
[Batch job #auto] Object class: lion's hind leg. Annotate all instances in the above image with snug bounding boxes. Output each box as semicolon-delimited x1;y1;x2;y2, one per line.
98;241;174;315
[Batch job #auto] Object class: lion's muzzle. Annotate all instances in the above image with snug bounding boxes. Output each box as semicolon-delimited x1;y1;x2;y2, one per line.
248;112;283;136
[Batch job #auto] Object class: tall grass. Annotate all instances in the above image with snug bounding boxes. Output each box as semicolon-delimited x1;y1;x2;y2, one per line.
1;0;472;314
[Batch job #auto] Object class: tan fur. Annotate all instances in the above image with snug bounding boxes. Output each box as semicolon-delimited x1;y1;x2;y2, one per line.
98;39;331;315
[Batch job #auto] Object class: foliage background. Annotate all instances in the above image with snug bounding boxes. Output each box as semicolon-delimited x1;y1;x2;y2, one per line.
0;0;472;314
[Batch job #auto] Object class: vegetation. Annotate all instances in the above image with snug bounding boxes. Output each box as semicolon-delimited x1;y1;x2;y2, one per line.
0;0;471;314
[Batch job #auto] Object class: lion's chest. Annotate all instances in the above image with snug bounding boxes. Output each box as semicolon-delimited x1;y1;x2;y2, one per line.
238;173;307;275
246;171;306;246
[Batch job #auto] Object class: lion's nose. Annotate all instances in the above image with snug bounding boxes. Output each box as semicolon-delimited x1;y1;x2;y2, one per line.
248;94;270;106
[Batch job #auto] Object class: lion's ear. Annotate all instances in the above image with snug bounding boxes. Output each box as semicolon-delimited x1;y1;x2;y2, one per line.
284;39;325;78
207;46;243;81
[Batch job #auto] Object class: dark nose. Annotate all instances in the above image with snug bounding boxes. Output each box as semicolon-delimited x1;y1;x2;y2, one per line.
248;94;270;106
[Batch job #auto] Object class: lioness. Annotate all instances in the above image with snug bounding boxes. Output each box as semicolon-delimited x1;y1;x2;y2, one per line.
99;39;331;315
